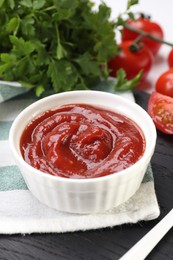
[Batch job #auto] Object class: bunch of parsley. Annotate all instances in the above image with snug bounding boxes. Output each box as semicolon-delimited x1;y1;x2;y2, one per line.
0;0;139;96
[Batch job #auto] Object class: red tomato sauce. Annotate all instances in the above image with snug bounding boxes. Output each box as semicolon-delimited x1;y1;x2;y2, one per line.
20;104;145;179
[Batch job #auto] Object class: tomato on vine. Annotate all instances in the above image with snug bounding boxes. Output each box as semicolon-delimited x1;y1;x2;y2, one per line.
122;16;164;55
148;92;173;134
155;68;173;98
108;40;153;81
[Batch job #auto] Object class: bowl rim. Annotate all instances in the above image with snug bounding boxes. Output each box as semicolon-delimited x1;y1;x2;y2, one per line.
9;90;157;184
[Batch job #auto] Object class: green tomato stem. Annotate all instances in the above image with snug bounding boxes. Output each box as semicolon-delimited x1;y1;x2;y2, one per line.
129;34;144;52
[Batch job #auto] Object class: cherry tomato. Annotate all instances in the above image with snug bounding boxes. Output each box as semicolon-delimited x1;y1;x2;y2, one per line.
168;48;173;67
148;92;173;134
122;17;164;55
108;40;153;80
155;69;173;98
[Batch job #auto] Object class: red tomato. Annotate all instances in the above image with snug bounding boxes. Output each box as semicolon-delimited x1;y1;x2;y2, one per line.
108;40;153;80
122;18;164;55
168;48;173;67
155;69;173;98
148;92;173;134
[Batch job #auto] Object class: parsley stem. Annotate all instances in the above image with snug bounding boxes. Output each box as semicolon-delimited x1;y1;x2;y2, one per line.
42;6;56;12
125;24;173;48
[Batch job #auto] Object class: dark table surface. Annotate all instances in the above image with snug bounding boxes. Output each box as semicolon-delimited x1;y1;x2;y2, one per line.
0;90;173;260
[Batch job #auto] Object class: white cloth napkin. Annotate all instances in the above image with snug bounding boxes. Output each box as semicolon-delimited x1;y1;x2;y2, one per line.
0;80;160;234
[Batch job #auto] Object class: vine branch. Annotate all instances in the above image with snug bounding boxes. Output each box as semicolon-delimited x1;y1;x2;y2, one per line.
125;24;173;48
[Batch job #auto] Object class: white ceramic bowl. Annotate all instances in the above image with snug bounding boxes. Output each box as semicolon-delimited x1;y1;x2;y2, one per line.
9;90;156;214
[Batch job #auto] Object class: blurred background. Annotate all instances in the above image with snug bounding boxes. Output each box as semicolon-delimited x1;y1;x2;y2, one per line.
94;0;173;92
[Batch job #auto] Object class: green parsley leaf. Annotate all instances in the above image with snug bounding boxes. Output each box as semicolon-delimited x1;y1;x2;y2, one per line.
6;16;20;35
127;0;139;10
35;85;45;96
8;0;15;9
0;0;5;8
0;0;139;96
21;15;35;37
20;0;32;8
33;0;46;10
47;59;78;92
56;26;68;60
128;12;135;20
114;69;142;91
76;53;100;76
9;36;36;56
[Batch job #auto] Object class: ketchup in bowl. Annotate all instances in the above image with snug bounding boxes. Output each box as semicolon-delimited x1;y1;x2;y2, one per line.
20;104;145;179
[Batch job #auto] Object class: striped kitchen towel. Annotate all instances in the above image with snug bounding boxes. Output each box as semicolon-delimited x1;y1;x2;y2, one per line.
0;80;160;234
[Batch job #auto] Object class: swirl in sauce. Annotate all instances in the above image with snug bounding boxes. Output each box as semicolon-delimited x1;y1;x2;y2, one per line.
20;104;145;179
